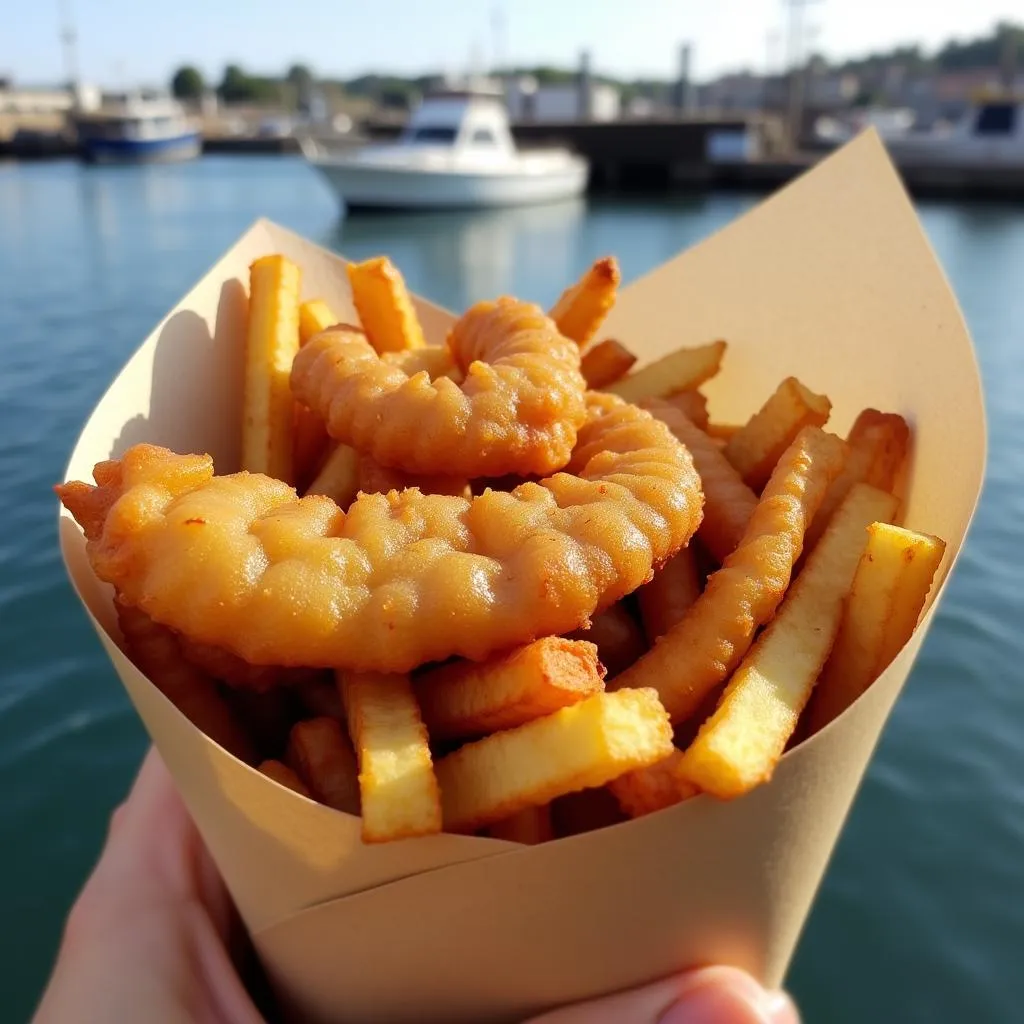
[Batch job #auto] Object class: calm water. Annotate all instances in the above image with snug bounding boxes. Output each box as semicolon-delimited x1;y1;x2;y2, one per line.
0;156;1021;1023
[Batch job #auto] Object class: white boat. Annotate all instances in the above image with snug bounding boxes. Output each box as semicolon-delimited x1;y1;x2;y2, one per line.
301;89;589;211
882;95;1024;169
73;91;201;164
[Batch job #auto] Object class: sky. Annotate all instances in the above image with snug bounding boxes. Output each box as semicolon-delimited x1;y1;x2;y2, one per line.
5;0;1023;90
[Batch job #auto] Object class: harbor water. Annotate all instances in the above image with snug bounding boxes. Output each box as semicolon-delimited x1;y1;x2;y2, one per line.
0;155;1021;1023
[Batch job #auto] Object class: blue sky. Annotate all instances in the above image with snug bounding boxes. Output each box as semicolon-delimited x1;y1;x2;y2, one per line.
6;0;1023;89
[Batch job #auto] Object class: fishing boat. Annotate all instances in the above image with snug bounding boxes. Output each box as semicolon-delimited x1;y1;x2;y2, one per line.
73;91;201;164
300;88;588;211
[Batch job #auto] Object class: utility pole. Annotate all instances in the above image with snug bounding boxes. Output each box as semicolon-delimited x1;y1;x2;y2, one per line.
782;0;822;152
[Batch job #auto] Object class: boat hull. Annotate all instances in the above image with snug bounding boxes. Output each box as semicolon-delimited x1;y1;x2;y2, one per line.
309;159;589;210
79;133;202;165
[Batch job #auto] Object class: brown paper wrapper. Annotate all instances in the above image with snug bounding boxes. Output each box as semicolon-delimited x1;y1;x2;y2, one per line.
58;131;985;1024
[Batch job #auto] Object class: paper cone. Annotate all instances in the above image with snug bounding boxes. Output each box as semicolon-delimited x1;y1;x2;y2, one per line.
58;131;985;1024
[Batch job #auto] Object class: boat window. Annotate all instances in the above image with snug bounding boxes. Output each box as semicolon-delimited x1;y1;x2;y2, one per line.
410;126;457;143
974;103;1017;136
470;128;497;145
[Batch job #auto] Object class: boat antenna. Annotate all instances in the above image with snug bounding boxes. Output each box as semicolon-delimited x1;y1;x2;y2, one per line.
58;0;80;94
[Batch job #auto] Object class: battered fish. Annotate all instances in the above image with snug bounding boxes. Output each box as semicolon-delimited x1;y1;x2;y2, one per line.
58;395;702;673
291;298;588;478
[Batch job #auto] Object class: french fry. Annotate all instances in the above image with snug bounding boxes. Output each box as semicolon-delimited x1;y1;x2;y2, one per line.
242;254;301;483
802;408;911;556
299;298;340;344
646;399;759;563
610;427;847;724
287;717;361;815
347;256;426;352
549;256;621;346
804;523;945;734
705;422;741;443
415;638;604;742
356;452;471;499
665;389;709;429
637;546;702;643
488;805;554;844
435;688;673;833
116;602;257;765
340;671;441;842
608;749;699;818
259;759;311;797
677;483;899;798
566;604;647;679
550;787;628;837
305;443;360;505
580;339;638;388
724;376;832;491
607;340;727;405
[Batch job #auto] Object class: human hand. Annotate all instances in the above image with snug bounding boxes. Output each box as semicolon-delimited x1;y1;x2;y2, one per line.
34;747;798;1024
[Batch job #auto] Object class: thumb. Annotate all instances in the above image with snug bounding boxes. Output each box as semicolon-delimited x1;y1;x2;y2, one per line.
525;966;799;1024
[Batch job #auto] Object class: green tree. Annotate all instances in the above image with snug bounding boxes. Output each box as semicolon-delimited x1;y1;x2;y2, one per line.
218;64;249;103
286;64;314;92
171;65;205;100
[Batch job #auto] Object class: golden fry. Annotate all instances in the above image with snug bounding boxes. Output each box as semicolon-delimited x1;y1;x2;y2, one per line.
305;442;360;505
549;256;621;346
608;749;698;817
646;399;759;563
259;759;311;797
299;298;340;345
803;408;911;555
489;805;554;844
665;390;709;429
347;256;426;353
724;377;832;491
340;671;441;842
242;254;301;483
415;637;604;742
607;341;726;405
580;339;638;389
435;688;673;833
116;602;257;765
678;483;899;798
637;546;702;644
705;422;740;443
805;523;945;734
611;427;846;724
567;604;647;679
287;717;361;815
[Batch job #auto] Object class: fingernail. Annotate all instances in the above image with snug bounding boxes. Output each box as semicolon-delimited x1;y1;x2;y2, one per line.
658;968;797;1024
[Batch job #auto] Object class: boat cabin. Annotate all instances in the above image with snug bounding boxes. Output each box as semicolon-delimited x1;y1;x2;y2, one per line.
398;92;517;157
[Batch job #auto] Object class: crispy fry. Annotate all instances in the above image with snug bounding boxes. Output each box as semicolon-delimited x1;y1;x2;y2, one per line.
724;377;832;491
415;638;604;742
665;389;709;429
176;635;320;693
299;299;340;345
646;399;758;563
488;805;554;844
606;341;726;405
242;255;301;483
549;257;621;346
802;409;911;556
116;602;257;765
611;427;846;724
347;256;426;353
435;688;673;833
637;546;702;643
305;442;360;505
567;605;647;679
580;339;638;389
805;523;945;734
705;422;740;443
608;749;699;817
678;483;899;798
287;717;361;815
259;759;311;797
356;452;471;499
340;671;441;842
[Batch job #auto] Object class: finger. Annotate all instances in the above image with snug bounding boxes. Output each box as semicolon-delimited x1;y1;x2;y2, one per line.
526;967;798;1024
